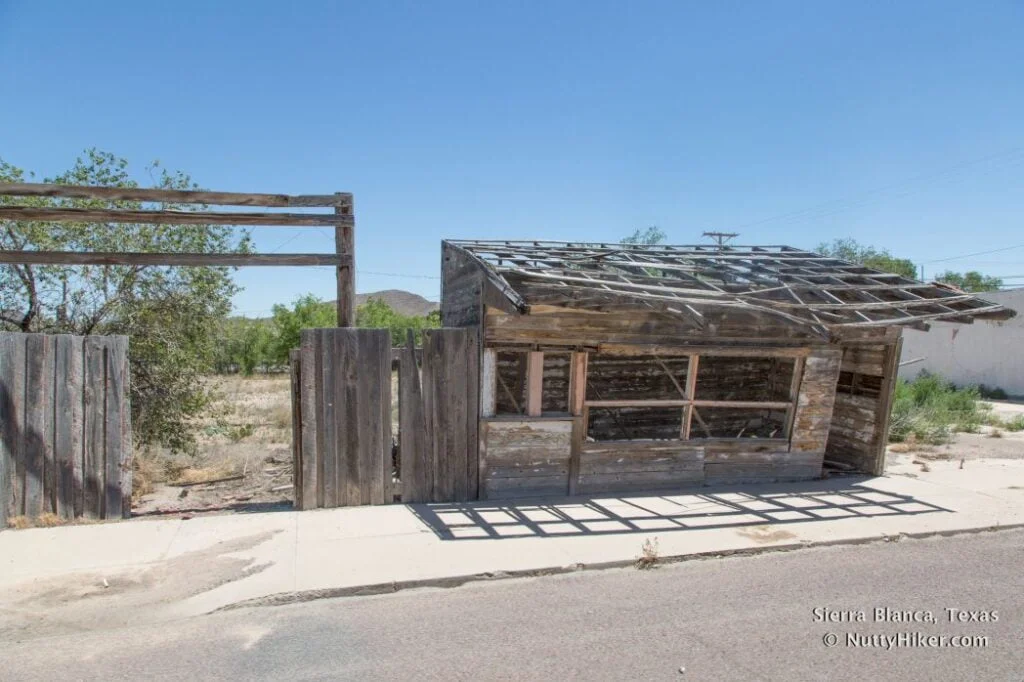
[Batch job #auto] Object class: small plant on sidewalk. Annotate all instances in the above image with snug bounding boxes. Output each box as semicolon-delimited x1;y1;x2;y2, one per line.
635;537;660;570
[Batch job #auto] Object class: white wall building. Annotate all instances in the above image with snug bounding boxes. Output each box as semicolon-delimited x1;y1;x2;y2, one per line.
898;288;1024;396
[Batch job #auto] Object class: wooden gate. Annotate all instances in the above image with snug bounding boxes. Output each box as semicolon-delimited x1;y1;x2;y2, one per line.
400;328;479;503
292;328;392;510
1;332;131;527
291;327;479;509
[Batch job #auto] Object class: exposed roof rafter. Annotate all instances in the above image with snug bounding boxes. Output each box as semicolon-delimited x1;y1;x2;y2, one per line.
449;240;1014;329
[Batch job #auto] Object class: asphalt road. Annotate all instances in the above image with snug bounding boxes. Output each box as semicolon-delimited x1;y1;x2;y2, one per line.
5;530;1023;681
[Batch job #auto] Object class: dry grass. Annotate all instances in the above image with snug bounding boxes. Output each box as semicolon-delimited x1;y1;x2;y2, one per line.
132;374;295;511
635;537;660;569
6;513;99;530
6;516;32;529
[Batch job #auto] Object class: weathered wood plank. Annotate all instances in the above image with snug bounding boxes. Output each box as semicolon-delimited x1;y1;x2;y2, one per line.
699;438;791;453
298;330;319;510
370;329;391;504
789;348;842;455
783;356;805;440
704;449;821;466
0;334;27;521
339;330;360;506
336;198;355;327
441;243;486;327
465;328;480;501
426;331;450;502
23;335;53;517
525;351;544;417
448;331;470;502
0;252;350;267
400;331;429;503
704;462;821;484
422;332;439;501
567;352;588;496
483;475;569;500
82;337;106;518
481;349;498;418
598;344;813;358
320;330;339;508
0;181;348;207
576;470;703;494
289;349;302;507
0;205;352;227
422;328;480;502
871;335;903;475
579;441;704;457
104;336;128;518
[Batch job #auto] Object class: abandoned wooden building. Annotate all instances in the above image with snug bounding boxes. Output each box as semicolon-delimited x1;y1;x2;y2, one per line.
440;240;1014;500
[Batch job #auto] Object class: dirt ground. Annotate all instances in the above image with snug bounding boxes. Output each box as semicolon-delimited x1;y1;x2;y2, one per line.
132;375;296;517
132;373;400;519
885;400;1024;478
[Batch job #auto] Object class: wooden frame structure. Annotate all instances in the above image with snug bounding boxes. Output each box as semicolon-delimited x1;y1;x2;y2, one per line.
0;182;356;325
441;239;1014;499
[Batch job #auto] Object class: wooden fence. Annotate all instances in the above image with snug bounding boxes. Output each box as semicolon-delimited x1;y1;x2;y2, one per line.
291;327;479;509
0;333;131;527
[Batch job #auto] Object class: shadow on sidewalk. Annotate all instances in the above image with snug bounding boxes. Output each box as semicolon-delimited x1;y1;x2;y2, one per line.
408;475;951;541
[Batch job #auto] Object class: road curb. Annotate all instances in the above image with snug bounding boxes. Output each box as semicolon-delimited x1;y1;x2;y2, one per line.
214;522;1024;613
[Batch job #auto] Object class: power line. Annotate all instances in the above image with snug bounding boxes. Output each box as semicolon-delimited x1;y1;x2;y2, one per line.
922;242;1024;264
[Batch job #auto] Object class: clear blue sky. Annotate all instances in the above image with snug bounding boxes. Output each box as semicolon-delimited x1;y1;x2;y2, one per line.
1;1;1022;314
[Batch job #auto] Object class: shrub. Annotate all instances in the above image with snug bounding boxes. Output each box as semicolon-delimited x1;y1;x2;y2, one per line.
978;384;1009;400
1002;415;1024;432
888;373;988;445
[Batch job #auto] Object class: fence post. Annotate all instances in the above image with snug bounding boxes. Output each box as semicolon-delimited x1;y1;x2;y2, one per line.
335;193;355;327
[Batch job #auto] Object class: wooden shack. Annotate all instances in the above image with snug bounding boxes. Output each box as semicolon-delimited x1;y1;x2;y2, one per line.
440;240;1013;499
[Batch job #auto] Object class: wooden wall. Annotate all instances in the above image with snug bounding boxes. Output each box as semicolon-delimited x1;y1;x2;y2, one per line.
485;306;820;347
1;333;131;526
577;441;704;494
480;419;571;499
826;328;903;475
477;340;846;496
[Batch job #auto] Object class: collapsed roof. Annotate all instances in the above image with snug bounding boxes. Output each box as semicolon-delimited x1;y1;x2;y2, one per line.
447;240;1015;334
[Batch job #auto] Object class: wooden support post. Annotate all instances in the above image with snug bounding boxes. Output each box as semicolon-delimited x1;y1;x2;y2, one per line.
784;356;806;444
568;352;588;496
335;193;355;327
525;351;544;417
481;349;497;418
569;352;588;416
872;333;904;475
682;354;699;439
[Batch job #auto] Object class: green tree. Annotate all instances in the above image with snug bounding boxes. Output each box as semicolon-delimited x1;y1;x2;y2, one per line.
621;226;666;246
934;270;1002;292
267;295;440;361
214;317;273;374
0;149;252;453
268;294;336;365
815;238;918;279
356;297;440;346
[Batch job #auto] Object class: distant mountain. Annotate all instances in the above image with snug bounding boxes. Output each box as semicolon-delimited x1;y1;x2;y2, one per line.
353;290;439;317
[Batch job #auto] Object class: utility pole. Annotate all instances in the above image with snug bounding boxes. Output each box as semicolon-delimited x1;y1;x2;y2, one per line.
702;231;739;249
919;263;925;281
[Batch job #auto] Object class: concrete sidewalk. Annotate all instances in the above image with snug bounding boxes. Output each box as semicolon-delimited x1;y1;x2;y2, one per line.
3;457;1024;638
